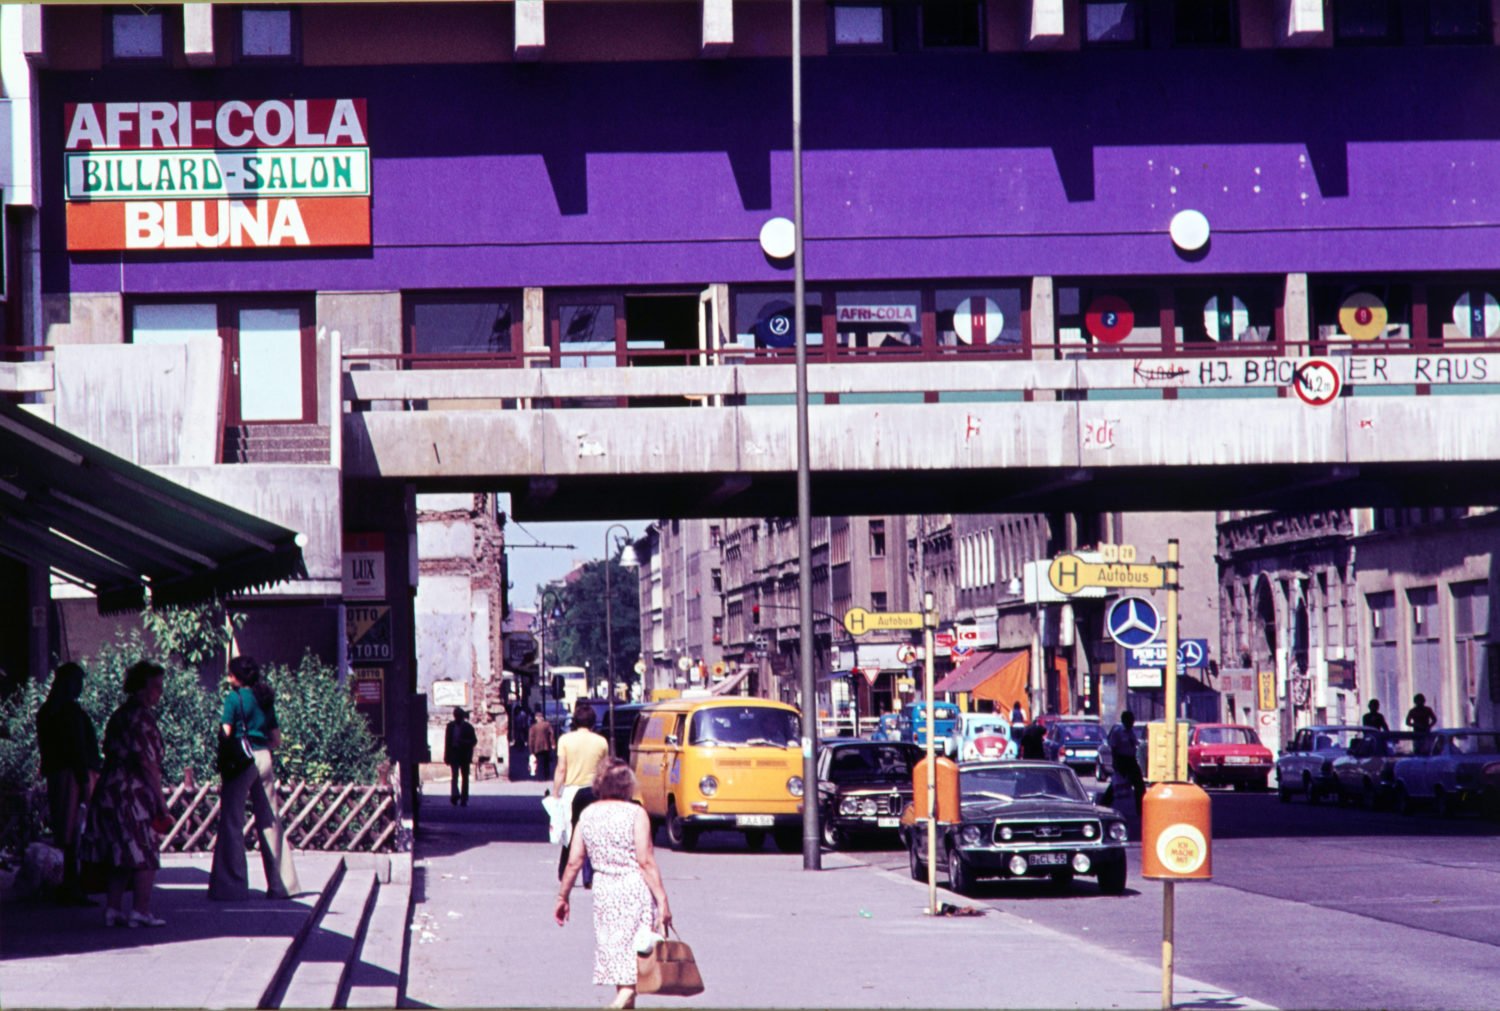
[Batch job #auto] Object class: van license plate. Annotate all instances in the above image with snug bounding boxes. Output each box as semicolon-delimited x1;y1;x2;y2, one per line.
877;817;899;828
736;815;774;828
1030;851;1068;866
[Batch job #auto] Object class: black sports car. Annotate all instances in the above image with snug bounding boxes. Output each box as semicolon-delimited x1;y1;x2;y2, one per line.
900;760;1128;894
816;739;922;849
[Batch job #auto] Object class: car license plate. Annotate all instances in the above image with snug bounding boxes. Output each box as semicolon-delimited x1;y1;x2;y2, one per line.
1225;756;1252;764
736;815;774;828
1029;851;1068;866
877;817;899;829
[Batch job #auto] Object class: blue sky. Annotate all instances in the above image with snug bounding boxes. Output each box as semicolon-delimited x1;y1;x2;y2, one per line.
502;512;649;610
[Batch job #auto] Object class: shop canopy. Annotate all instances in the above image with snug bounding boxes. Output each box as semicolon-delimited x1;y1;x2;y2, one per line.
0;398;305;614
933;648;1030;710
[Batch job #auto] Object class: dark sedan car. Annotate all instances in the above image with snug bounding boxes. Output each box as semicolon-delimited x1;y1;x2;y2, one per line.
1042;720;1104;777
816;739;922;849
900;760;1128;895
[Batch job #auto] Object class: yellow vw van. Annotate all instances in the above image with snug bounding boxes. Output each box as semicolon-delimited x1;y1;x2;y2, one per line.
630;697;804;852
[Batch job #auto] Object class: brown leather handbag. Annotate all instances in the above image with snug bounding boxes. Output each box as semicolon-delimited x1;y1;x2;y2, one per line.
636;925;704;997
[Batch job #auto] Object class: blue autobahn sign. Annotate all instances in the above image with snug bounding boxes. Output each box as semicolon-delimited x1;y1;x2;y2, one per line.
1129;638;1210;670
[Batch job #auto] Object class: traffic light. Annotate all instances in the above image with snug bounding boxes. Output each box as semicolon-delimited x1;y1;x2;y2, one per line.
751;604;760;626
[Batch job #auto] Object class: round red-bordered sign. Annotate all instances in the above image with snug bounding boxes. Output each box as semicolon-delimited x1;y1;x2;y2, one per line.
1085;294;1135;344
1293;358;1341;406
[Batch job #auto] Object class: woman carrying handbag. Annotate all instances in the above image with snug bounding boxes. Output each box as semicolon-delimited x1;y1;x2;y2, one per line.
555;759;679;1009
208;656;301;901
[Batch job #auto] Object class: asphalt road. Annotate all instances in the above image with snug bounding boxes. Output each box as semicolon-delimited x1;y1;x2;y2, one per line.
855;787;1500;1011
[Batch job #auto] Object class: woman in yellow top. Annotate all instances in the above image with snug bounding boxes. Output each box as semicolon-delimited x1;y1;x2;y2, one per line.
554;700;609;885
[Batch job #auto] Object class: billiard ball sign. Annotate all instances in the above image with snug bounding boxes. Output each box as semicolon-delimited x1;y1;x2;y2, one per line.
1338;291;1388;341
1085;294;1134;344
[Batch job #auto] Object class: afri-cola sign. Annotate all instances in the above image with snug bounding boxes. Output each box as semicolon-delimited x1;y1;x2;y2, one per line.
63;98;370;251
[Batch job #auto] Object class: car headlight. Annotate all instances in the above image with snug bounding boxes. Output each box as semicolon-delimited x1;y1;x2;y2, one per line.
960;825;982;846
999;826;1014;841
839;797;860;815
699;775;718;797
787;776;804;798
1063;748;1074;757
1108;821;1128;842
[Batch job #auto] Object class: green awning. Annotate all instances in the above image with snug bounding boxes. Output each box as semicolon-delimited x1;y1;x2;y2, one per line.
0;398;306;613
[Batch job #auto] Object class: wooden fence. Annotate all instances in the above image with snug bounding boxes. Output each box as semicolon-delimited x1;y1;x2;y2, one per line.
3;762;406;857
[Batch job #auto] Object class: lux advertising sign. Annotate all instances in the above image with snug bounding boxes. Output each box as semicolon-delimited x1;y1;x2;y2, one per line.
62;98;371;251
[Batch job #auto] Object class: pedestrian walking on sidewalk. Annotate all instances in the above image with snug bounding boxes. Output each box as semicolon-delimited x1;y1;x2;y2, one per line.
1102;710;1146;816
208;657;301;901
509;698;533;781
37;661;101;906
446;707;478;806
81;661;172;927
556;759;673;1010
555;701;609;885
529;708;558;782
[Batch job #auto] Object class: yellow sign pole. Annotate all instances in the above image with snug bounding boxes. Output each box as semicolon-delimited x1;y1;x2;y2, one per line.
1162;538;1180;1010
923;591;937;915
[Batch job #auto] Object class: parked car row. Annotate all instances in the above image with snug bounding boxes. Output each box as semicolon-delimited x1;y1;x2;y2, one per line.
1303;726;1500;817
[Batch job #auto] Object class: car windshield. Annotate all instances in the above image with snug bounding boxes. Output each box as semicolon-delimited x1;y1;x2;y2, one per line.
959;765;1088;803
1311;728;1361;750
1441;733;1500;756
828;744;916;781
689;707;799;747
963;718;1008;738
1197;726;1257;746
1058;723;1103;743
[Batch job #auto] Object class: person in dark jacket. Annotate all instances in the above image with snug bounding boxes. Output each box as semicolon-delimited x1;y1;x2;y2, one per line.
37;662;101;905
1020;719;1047;760
446;707;478;806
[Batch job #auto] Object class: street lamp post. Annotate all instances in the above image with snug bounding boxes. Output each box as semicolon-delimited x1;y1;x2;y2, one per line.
602;523;634;746
539;587;564;721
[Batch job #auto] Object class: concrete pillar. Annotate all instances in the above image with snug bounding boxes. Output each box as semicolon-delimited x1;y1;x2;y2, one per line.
702;0;733;56
1281;0;1327;46
1283;273;1311;353
43;292;123;346
183;4;214;66
515;0;545;61
1029;276;1057;364
1026;0;1066;49
523;287;547;365
21;4;44;61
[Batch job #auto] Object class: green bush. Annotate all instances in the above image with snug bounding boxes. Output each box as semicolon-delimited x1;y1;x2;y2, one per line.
1;604;386;793
261;652;385;785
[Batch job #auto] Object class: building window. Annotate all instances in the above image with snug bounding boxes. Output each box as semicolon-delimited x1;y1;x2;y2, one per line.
1452;580;1489;704
556;302;617;368
831;4;889;48
871;591;888;611
1083;1;1144;45
709;524;722;546
834;288;922;352
130;298;316;427
109;9;167;62
921;1;982;48
238;7;298;61
732;292;823;352
869;520;886;558
1368;591;1399;713
712;616;723;645
1335;0;1401;43
711;568;723;594
1428;0;1491;41
1173;0;1237;46
405;292;519;365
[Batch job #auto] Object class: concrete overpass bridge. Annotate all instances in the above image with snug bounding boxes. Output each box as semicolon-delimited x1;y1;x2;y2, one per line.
341;350;1500;519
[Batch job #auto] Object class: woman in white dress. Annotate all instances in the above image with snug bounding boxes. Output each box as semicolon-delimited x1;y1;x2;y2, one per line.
555;759;673;1009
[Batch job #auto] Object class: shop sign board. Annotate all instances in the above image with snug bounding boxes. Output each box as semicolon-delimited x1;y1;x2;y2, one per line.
350;667;384;736
343;532;386;600
834;305;917;325
1257;670;1278;711
63;98;371;251
347;604;393;662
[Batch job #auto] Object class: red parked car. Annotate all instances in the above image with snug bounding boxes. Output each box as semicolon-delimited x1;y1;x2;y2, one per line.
1188;723;1274;791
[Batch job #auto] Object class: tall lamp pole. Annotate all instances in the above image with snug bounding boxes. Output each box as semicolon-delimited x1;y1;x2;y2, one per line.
603;523;633;746
790;0;820;871
539;588;564;719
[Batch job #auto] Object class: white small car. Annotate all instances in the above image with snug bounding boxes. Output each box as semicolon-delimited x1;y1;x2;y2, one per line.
945;712;1018;761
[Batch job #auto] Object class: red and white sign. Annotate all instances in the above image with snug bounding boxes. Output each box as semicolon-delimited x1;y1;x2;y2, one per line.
1293;359;1341;407
63;98;370;251
953;297;1004;344
835;305;917;325
1085;294;1135;344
